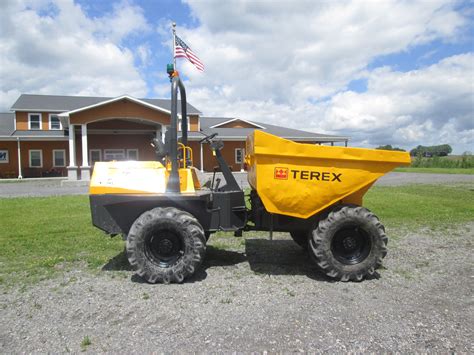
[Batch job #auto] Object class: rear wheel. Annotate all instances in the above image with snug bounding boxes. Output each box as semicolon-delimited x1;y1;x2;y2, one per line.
289;231;310;249
126;207;206;284
309;205;387;281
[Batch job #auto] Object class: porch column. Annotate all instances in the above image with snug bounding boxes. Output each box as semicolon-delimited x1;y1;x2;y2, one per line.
80;123;91;180
162;125;167;143
156;127;164;145
200;143;204;172
17;138;22;179
67;124;79;180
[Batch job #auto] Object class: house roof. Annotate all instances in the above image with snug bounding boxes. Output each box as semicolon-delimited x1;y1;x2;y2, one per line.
197;117;349;142
0;113;15;136
209;117;265;129
2;95;349;143
11;94;201;115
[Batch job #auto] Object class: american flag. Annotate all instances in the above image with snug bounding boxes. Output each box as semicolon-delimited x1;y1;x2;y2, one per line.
174;35;204;72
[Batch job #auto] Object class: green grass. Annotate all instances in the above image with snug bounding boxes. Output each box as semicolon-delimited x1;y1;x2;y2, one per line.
0;196;123;286
364;184;474;230
394;167;474;174
80;336;92;351
0;183;472;286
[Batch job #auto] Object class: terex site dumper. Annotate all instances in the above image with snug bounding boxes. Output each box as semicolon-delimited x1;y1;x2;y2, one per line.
89;73;411;283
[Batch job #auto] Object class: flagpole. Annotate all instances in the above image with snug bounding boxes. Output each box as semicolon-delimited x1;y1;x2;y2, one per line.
172;22;177;69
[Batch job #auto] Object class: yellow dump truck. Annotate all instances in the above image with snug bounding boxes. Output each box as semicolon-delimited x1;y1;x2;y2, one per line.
89;72;411;284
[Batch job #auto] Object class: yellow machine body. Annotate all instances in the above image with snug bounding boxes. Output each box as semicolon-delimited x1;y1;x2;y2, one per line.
89;160;200;195
246;130;411;219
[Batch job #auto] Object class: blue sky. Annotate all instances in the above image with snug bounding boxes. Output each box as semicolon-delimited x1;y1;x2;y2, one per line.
1;0;473;153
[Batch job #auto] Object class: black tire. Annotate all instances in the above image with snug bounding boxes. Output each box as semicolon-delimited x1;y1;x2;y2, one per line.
289;231;310;249
309;205;387;282
126;207;206;284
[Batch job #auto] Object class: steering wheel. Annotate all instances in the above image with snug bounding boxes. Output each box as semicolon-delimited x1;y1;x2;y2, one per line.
199;132;218;144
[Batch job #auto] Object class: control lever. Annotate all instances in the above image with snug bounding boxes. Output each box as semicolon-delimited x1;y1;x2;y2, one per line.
214;177;221;191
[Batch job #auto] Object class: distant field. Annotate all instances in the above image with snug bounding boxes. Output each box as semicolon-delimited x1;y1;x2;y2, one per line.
394;167;474;174
1;183;473;286
410;154;474;169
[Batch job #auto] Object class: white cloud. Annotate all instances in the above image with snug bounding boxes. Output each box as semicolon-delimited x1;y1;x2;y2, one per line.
1;0;471;153
0;0;149;111
324;54;474;151
176;0;472;152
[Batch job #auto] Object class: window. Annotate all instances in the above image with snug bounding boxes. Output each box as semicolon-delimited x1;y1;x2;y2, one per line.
127;149;139;160
28;113;42;130
0;150;9;163
104;149;125;161
177;118;191;131
235;148;245;164
29;150;43;168
52;150;66;167
49;114;62;130
89;149;102;166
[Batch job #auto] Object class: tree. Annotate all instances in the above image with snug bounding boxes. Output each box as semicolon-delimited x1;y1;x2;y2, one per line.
376;144;405;152
410;144;452;157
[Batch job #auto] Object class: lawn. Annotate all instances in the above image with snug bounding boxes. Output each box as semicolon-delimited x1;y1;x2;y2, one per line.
0;196;124;286
1;183;473;286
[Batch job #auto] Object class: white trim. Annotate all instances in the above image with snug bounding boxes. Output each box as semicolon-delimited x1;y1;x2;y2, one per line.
17;138;22;179
197;116;201;132
209;118;266;129
28;149;43;168
14;112;17;131
77;116;165;126
187;136;350;142
0;149;9;163
87;129;157;135
58;95;173;118
126;149;139;160
89;149;102;165
28;113;42;130
200;143;204;172
0;136;69;141
52;149;66;167
0;134;348;142
81;124;89;167
48;114;62;130
13;109;65;113
68;124;76;167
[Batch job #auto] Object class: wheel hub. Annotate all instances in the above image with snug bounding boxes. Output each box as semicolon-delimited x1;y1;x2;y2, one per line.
158;238;173;254
145;230;184;267
331;226;372;265
342;236;357;250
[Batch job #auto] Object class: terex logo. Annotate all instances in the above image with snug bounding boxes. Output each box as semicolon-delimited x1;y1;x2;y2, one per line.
274;167;288;180
291;169;342;182
274;167;342;182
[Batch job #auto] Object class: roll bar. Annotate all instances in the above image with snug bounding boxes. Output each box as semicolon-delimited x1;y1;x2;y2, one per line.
167;75;188;192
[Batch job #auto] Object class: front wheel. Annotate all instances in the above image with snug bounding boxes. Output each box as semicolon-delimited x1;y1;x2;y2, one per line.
309;205;387;281
126;207;206;284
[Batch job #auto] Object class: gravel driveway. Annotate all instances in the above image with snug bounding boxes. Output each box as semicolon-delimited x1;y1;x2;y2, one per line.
1;173;473;352
0;172;473;197
1;224;473;352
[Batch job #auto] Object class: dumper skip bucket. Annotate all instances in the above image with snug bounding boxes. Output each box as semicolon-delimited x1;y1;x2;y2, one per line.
246;131;411;219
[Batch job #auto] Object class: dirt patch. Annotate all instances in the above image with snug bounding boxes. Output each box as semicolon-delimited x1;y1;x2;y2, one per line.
1;224;473;352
